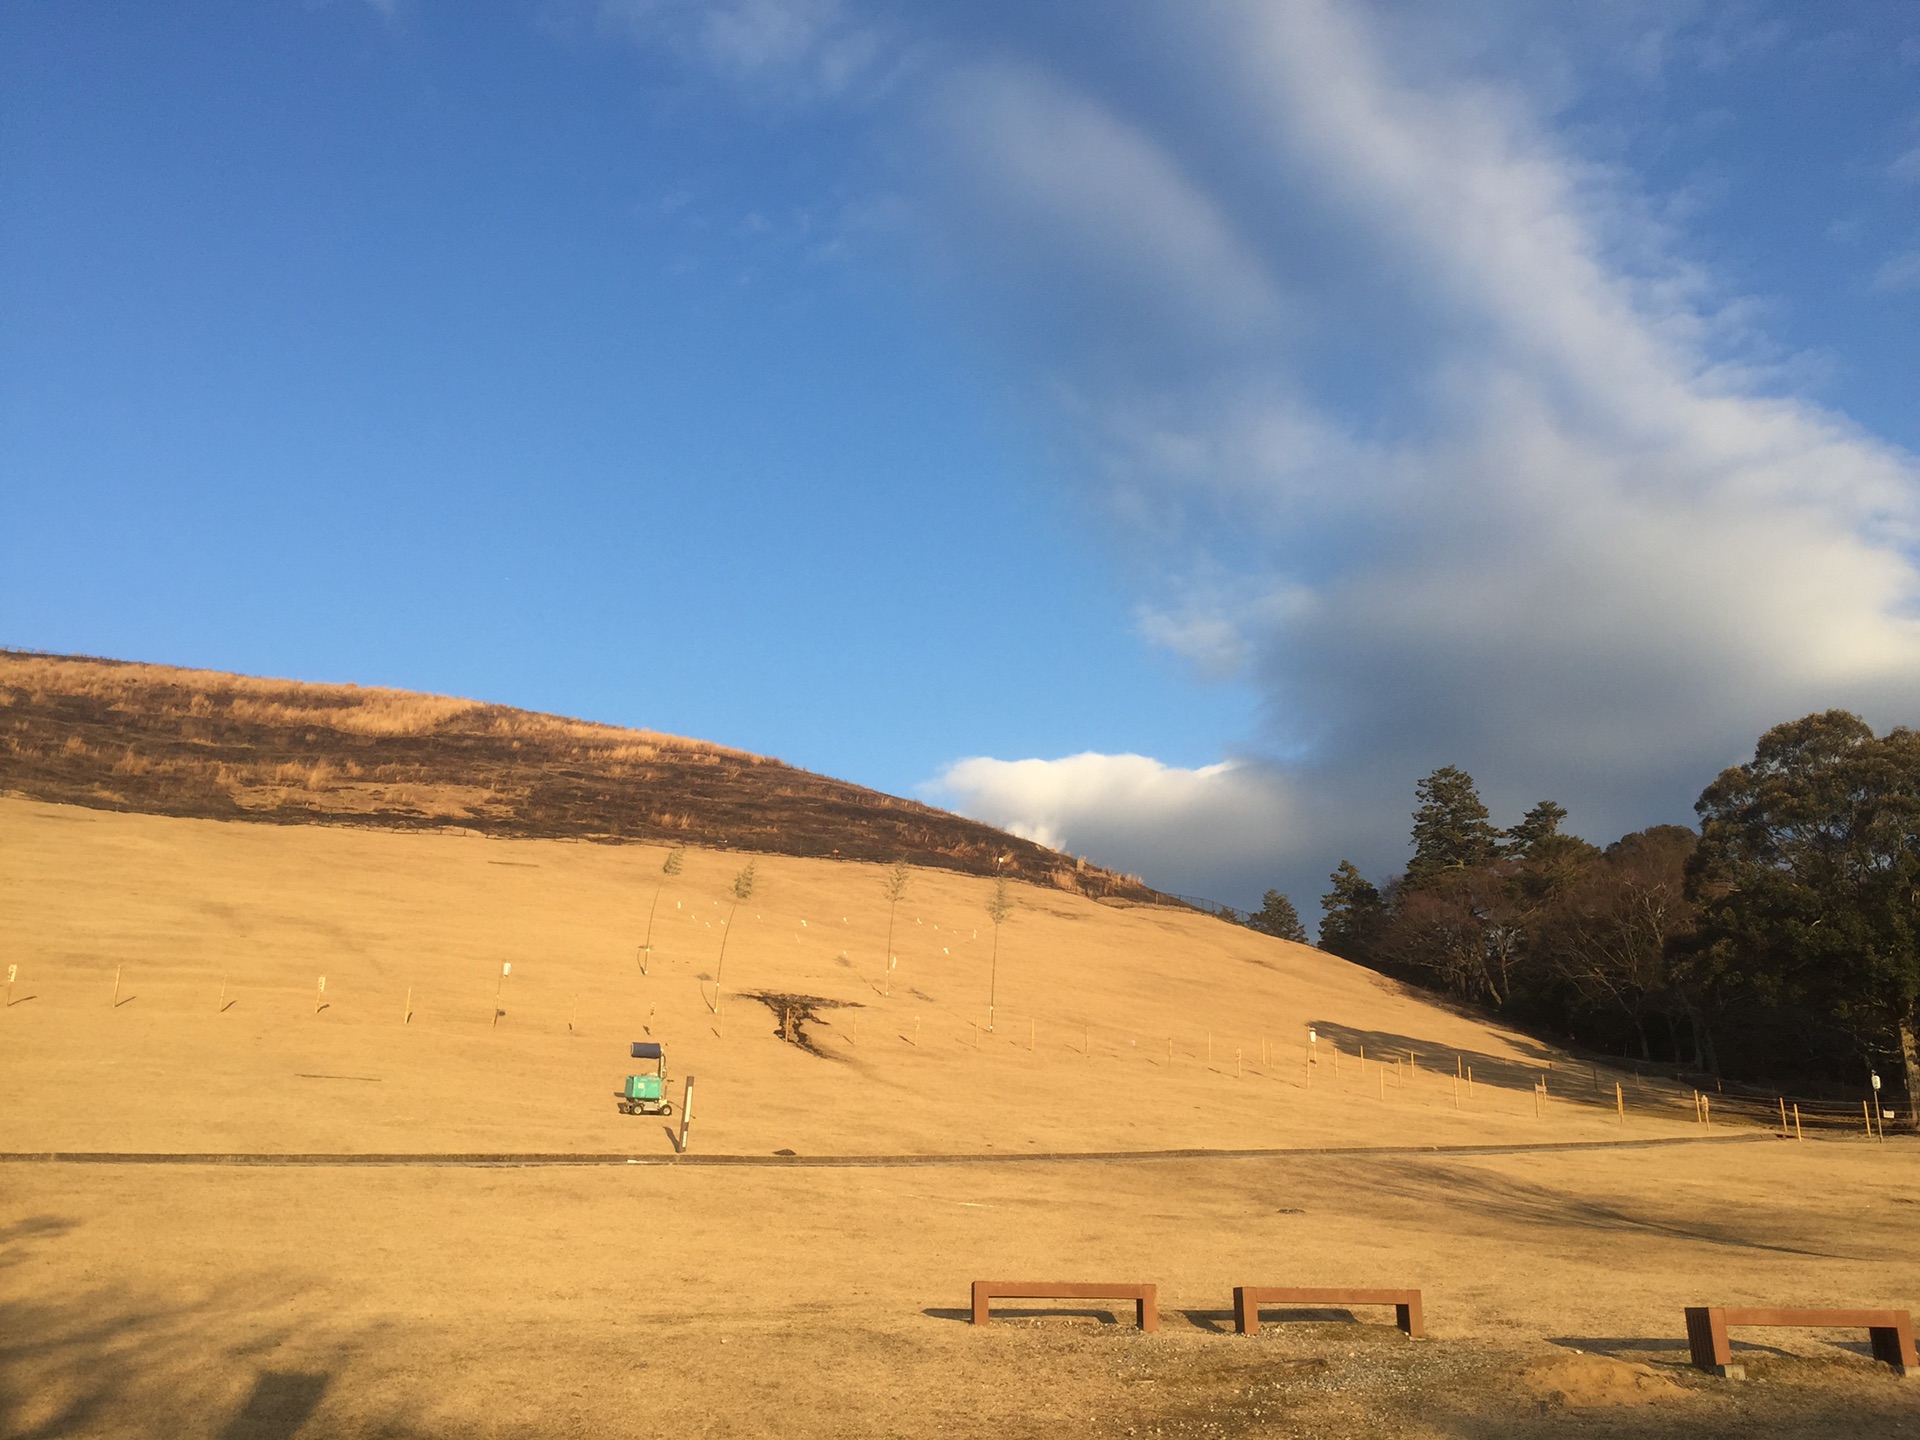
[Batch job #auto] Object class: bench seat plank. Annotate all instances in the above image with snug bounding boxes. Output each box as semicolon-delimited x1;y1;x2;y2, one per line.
971;1281;1158;1331
1233;1286;1423;1338
1685;1305;1914;1377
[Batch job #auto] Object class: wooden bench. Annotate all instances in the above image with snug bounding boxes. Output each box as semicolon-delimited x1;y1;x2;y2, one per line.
1233;1286;1424;1339
1685;1306;1915;1378
971;1280;1158;1331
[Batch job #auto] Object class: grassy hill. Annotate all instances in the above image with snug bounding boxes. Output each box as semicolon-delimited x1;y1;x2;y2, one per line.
0;650;1156;901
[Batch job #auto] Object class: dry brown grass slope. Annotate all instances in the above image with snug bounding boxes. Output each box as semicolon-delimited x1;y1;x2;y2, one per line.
0;649;1158;899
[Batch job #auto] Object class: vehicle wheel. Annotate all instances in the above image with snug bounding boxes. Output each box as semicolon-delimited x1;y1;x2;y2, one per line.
660;1103;673;1117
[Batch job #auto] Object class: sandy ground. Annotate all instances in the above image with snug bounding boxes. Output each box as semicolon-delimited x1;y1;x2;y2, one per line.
3;799;1916;1437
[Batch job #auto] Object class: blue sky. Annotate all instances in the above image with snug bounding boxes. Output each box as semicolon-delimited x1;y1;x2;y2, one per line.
5;3;1920;911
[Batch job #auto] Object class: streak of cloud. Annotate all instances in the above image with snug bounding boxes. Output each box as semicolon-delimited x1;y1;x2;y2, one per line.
602;0;1920;909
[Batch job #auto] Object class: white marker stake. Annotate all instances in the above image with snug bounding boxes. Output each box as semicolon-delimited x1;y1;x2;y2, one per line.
5;963;14;1008
112;965;122;1008
677;1075;695;1153
316;976;326;1014
493;962;510;1029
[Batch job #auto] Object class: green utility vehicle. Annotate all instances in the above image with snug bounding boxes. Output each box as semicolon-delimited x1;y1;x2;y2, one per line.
616;1041;672;1116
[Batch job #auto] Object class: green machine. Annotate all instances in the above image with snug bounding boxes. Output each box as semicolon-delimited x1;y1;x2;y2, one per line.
616;1041;672;1116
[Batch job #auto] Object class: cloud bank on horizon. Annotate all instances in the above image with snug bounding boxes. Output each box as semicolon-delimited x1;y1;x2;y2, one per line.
609;0;1920;908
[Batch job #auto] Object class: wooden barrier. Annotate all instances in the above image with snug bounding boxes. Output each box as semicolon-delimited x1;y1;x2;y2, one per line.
1684;1305;1915;1378
971;1280;1158;1331
1233;1286;1424;1338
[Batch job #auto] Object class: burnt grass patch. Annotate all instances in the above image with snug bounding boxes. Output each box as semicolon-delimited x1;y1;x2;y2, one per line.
738;991;861;1057
0;650;1169;900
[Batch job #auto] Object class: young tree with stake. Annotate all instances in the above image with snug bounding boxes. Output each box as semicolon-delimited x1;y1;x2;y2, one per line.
985;878;1013;1033
706;862;757;1017
640;844;686;975
881;860;909;997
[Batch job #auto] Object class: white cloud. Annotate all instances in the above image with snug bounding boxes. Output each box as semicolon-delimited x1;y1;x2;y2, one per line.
928;753;1301;902
602;0;1920;904
915;0;1920;894
598;0;889;98
1874;250;1920;293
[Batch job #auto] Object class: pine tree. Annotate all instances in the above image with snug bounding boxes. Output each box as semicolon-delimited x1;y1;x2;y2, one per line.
1504;800;1568;859
1407;766;1500;883
1319;861;1385;959
1251;889;1309;943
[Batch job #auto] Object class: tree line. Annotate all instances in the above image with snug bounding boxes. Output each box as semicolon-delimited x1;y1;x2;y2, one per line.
1298;711;1919;1126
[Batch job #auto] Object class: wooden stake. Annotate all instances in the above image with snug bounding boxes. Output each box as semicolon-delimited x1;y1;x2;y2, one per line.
111;965;122;1008
1452;1074;1459;1109
1333;1044;1340;1074
219;973;227;1013
1703;1094;1711;1130
1778;1096;1789;1139
1616;1081;1624;1124
1378;1068;1385;1101
1466;1065;1473;1098
316;976;326;1014
676;1075;695;1153
1793;1102;1802;1141
1168;1037;1174;1065
404;986;413;1024
1863;1100;1874;1139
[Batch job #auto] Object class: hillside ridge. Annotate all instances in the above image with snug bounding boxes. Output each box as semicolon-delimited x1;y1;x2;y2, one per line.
0;649;1159;900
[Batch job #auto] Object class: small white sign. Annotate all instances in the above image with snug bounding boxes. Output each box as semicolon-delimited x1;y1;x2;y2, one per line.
318;977;327;991
1308;1028;1318;1043
6;965;15;984
502;962;512;977
1871;1071;1882;1091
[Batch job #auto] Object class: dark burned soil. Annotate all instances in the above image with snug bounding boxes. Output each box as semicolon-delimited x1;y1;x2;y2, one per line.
0;649;1156;899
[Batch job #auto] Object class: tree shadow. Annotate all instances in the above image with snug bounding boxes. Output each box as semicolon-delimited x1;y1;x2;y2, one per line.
1309;1020;1703;1115
215;1370;329;1440
1336;1158;1848;1258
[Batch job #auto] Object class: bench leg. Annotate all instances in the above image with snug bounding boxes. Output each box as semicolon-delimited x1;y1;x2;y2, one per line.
1233;1288;1258;1336
1138;1288;1158;1333
1685;1307;1740;1377
1870;1321;1915;1377
971;1283;991;1326
1397;1299;1424;1339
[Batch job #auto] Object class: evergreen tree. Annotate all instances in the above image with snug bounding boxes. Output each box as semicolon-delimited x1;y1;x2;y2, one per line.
1688;711;1920;1122
1319;861;1385;959
1250;889;1309;943
1504;800;1568;858
1407;766;1501;883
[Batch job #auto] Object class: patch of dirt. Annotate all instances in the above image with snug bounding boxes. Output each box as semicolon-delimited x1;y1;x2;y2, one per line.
1521;1351;1685;1408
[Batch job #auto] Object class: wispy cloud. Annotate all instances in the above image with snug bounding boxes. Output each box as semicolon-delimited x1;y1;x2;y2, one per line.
602;0;1920;906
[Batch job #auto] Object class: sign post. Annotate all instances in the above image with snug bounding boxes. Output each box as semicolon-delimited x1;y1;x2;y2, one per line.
676;1075;695;1154
492;962;511;1029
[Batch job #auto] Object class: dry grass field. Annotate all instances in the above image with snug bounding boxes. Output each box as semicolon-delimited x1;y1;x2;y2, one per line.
3;797;1916;1438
